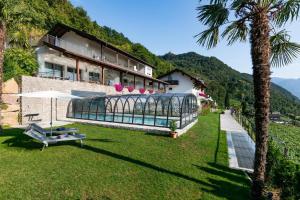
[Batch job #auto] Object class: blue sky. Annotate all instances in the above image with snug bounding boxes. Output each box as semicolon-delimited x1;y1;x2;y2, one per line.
71;0;300;78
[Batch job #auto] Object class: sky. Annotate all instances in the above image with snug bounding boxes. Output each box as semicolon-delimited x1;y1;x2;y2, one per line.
71;0;300;79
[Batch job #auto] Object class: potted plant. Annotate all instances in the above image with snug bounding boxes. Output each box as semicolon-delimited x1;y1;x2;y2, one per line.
139;88;146;94
127;86;134;93
169;120;177;138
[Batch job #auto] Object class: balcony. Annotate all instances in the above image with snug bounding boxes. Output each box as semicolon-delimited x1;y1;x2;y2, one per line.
165;80;179;85
42;34;147;75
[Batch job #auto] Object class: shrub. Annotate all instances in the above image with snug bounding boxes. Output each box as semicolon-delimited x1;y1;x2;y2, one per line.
169;120;177;132
266;139;300;199
4;48;38;82
201;107;210;115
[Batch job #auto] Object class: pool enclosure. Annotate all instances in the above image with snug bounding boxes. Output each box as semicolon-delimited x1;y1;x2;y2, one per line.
67;93;198;129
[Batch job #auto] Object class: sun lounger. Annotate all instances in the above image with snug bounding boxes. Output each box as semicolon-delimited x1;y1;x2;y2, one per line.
23;128;86;151
27;123;79;136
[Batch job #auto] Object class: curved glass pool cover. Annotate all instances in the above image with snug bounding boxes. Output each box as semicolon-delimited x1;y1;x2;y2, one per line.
67;93;198;129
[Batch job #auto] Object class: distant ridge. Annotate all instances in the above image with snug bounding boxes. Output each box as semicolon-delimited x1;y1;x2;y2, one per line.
272;77;300;100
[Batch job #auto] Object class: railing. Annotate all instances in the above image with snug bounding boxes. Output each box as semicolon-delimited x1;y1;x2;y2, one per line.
165;80;179;85
42;34;147;74
233;111;296;160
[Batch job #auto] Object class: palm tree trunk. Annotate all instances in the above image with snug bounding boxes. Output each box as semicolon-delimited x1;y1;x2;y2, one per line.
250;10;271;199
0;21;5;134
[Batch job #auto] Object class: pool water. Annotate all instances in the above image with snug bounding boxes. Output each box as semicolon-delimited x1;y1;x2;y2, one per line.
74;113;169;126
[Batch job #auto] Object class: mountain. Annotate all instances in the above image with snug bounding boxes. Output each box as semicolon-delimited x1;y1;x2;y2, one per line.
160;52;300;115
5;0;300;115
272;77;300;99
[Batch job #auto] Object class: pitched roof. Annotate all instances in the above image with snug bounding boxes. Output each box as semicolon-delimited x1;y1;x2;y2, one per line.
45;23;156;69
157;69;207;88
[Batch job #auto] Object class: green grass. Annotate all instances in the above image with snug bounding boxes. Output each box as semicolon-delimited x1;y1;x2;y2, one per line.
0;113;250;200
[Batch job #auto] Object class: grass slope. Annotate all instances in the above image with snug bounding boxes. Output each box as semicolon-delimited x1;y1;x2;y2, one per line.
0;113;249;199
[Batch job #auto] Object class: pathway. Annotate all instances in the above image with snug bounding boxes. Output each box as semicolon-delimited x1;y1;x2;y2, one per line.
221;110;255;172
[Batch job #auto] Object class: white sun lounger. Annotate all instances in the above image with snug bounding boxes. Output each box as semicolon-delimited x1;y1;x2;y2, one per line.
23;129;86;151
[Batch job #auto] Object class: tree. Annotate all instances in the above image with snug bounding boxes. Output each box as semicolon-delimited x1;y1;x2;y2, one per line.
224;90;230;108
196;0;300;199
0;0;27;133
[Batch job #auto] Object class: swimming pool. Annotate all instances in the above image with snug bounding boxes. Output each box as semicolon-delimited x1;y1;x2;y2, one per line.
67;93;198;129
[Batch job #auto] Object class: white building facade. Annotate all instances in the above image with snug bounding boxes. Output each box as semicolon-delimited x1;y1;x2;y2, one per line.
158;69;208;106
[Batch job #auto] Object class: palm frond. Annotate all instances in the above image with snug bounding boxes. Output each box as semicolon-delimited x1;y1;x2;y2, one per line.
273;0;300;26
196;27;219;49
222;20;249;45
196;4;229;27
270;30;300;67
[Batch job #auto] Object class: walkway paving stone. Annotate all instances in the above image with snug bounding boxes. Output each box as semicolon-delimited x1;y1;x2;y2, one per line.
221;110;255;172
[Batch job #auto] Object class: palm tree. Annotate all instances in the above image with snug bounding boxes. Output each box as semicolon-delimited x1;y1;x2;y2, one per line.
196;0;300;199
0;0;26;133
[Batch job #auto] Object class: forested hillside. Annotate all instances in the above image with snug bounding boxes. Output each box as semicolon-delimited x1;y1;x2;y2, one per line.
5;0;173;78
160;52;300;115
5;0;300;115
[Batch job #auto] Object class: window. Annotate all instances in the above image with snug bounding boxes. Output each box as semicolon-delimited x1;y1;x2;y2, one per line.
135;76;144;89
122;74;134;87
44;62;63;78
67;67;82;81
89;72;100;83
104;68;120;86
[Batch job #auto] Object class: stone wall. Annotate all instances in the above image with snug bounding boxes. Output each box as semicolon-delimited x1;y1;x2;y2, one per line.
21;76;143;125
2;78;20;126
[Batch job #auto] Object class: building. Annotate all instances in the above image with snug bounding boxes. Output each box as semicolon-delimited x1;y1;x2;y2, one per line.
157;69;209;105
3;23;169;126
36;23;167;91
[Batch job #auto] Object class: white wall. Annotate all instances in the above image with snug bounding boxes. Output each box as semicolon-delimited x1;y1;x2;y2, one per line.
36;46;101;82
160;72;195;94
160;72;205;107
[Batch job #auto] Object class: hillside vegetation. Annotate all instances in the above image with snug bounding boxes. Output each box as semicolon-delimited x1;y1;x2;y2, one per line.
160;52;300;115
5;0;300;115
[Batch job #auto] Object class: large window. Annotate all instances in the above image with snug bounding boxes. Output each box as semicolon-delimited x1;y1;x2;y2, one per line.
135;76;144;89
44;62;63;78
104;68;120;86
67;67;82;81
89;72;100;83
145;79;153;90
122;73;134;87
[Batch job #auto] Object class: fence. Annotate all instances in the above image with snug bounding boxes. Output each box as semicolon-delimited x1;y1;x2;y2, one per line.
233;111;297;162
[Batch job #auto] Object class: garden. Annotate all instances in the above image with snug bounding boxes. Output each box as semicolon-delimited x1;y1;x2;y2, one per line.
0;113;250;200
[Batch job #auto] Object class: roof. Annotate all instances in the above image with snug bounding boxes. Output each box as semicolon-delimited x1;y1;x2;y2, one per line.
45;23;156;69
157;69;207;88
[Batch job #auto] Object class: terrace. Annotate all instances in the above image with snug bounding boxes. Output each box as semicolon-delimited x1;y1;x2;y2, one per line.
0;113;250;199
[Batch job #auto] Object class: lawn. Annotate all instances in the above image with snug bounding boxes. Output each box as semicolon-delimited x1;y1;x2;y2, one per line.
0;113;250;200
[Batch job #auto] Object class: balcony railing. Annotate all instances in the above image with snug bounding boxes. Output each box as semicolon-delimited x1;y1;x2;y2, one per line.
42;34;147;74
165;80;179;85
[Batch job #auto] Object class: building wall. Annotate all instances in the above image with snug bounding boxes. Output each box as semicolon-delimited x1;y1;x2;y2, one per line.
21;76;144;125
159;72;205;108
159;72;203;96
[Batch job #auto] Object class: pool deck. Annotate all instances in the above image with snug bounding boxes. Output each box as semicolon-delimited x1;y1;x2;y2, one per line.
221;110;255;173
64;118;198;136
14;118;198;137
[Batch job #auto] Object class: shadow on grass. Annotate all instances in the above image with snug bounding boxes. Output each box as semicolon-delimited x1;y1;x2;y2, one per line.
1;128;111;150
86;138;117;143
79;144;249;200
2;127;249;199
214;114;222;163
